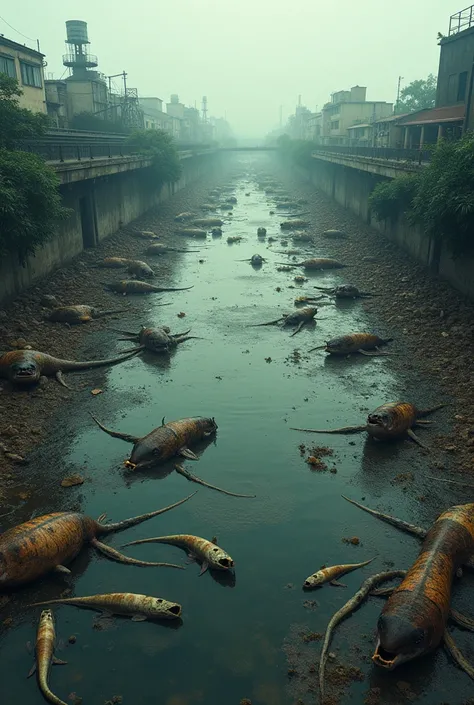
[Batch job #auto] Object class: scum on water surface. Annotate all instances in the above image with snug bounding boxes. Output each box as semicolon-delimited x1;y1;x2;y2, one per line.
0;154;472;705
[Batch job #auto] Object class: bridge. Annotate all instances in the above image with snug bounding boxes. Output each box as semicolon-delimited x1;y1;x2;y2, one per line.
218;146;277;151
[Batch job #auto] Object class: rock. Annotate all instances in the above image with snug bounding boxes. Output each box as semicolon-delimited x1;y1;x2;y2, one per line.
40;295;59;308
61;474;85;488
68;635;77;644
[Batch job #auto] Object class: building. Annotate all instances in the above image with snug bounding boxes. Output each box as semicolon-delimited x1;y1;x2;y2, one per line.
320;86;393;145
346;123;372;145
44;80;68;127
0;35;46;113
372;113;410;147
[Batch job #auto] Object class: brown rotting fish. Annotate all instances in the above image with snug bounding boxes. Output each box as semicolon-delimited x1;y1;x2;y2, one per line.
47;305;126;324
28;609;67;705
291;401;444;449
303;558;375;588
276;258;346;270
0;494;194;588
0;348;140;388
123;533;234;575
116;326;198;354
309;333;393;356
29;592;182;621
91;414;218;469
249;306;318;336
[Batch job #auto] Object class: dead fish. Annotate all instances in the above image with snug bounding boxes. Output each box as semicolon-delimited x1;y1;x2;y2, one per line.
294;296;324;306
319;571;406;702
131;230;160;240
47;305;126;324
280;219;309;230
126;260;155;278
28;609;68;705
257;227;267;237
175;227;208;238
303;558;375;588
249;306;318;336
123;534;234;575
116;326;198;354
227;236;242;243
291;401;444;449
314;284;376;299
309;333;393;356
29;593;182;621
104;280;193;294
97;257;131;268
276;258;346;270
237;254;266;266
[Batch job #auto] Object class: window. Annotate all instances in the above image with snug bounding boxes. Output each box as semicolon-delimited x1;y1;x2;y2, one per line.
331;120;340;130
0;54;16;78
20;61;42;88
458;71;468;102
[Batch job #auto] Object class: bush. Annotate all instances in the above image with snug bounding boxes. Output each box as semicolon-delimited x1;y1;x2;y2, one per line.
369;174;418;222
369;135;474;257
70;111;130;134
0;74;49;149
0;149;71;265
127;129;182;185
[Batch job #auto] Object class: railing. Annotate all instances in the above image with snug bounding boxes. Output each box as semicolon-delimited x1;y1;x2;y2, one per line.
313;145;432;165
20;139;140;162
449;5;474;35
62;52;98;67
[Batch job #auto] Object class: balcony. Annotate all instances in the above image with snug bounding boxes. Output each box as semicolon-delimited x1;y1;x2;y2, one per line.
62;53;98;68
449;5;474;35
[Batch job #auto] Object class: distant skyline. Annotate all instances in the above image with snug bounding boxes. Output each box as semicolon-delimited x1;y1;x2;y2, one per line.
0;1;462;137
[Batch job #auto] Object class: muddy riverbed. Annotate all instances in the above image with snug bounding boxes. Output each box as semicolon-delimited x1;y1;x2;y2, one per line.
1;154;474;705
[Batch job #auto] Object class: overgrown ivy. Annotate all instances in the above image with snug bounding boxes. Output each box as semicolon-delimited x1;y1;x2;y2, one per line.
0;75;70;265
127;129;182;185
369;134;474;257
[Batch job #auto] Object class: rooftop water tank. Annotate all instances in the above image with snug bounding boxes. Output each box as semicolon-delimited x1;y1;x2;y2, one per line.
66;20;90;45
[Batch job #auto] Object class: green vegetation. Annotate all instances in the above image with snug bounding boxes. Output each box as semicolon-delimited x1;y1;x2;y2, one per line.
127;129;182;185
395;74;437;114
70;111;130;134
0;75;70;265
369;134;474;257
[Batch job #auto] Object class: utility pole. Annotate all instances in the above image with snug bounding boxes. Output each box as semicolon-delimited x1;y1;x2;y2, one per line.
396;75;403;111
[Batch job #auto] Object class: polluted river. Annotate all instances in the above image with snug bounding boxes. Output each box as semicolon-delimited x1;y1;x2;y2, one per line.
1;154;473;705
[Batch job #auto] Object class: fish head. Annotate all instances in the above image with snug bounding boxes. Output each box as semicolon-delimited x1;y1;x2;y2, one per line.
202;417;218;436
152;598;182;619
324;336;346;354
366;407;395;438
208;544;235;570
373;610;436;669
10;355;41;384
39;609;55;626
303;572;324;588
126;440;163;470
336;285;358;298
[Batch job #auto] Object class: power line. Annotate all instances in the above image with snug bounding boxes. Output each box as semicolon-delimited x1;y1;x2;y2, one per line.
0;14;36;42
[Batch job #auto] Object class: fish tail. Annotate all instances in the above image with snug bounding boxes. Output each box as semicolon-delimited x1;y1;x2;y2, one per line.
341;496;427;539
418;403;446;418
100;493;197;534
91;538;184;569
290;425;366;434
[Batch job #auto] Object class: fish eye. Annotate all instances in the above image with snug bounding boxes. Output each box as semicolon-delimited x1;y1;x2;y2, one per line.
157;598;163;603
212;547;219;552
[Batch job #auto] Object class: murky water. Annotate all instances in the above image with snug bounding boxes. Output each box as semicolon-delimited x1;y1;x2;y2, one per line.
1;155;473;705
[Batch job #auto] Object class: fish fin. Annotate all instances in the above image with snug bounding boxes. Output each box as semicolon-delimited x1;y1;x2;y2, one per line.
407;428;429;450
161;417;166;426
52;656;67;666
131;614;147;622
179;447;199;461
53;565;71;575
199;561;209;576
55;370;71;389
443;630;474;680
329;580;347;588
185;555;197;564
211;536;218;544
27;663;36;678
97;513;107;523
290;321;305;336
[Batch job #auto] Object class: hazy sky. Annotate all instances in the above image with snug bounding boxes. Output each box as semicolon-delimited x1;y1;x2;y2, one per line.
0;1;462;136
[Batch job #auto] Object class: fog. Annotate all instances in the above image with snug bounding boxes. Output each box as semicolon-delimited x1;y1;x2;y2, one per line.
1;0;460;137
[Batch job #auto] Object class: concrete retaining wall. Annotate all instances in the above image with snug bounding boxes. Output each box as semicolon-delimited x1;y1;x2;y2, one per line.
0;152;219;304
304;158;474;300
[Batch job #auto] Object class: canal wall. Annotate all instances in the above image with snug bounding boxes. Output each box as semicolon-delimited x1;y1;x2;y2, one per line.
299;159;474;300
0;151;220;304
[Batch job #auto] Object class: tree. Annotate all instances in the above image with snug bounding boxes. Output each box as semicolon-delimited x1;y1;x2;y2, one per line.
0;76;70;264
395;74;437;114
0;74;49;148
127;129;182;184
